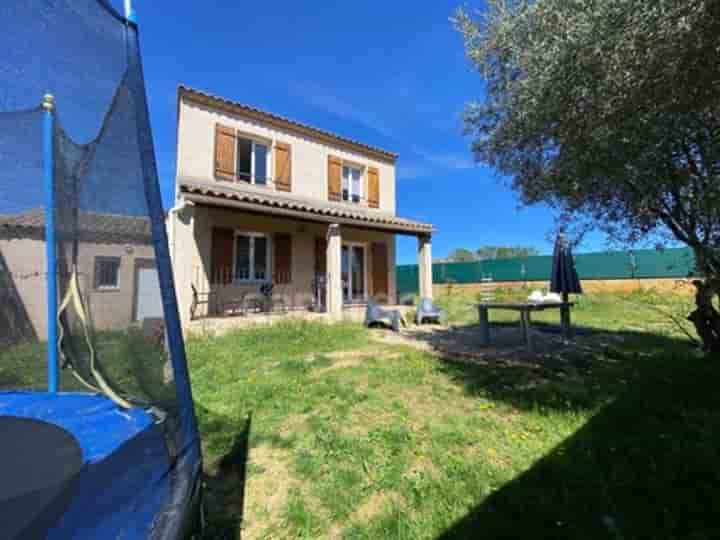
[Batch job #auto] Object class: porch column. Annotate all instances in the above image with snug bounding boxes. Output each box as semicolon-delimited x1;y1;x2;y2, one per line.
326;224;343;320
418;234;433;300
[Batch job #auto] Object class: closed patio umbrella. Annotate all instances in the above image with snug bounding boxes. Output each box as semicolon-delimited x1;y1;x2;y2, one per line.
550;234;582;337
550;233;582;300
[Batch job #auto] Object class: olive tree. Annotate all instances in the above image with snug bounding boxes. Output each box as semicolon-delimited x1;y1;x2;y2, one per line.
456;0;720;354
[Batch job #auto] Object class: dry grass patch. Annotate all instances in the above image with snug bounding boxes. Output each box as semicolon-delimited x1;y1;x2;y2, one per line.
241;445;295;539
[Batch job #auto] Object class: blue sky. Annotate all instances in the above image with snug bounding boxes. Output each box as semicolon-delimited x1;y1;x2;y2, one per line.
126;0;607;264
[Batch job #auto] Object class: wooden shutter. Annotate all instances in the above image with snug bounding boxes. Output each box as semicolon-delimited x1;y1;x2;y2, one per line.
214;124;236;181
315;236;327;275
211;227;234;284
274;142;292;192
367;167;380;209
274;233;292;284
372;242;389;302
328;155;342;201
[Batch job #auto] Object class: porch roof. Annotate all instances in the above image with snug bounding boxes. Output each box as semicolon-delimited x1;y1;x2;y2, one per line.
178;179;435;236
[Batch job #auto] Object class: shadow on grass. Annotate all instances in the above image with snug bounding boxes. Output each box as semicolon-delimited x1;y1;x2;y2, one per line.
199;406;252;540
428;324;720;539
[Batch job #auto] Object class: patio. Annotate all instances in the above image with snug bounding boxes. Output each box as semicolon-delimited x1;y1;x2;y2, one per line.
185;298;413;336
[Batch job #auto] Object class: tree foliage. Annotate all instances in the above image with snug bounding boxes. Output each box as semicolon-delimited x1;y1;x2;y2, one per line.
447;248;477;262
456;0;720;354
476;245;539;260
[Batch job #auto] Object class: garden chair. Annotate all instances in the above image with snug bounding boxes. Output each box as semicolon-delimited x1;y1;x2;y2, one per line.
246;275;289;313
364;297;404;332
415;297;448;325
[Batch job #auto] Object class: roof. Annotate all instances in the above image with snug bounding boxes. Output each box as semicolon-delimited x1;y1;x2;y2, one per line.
178;179;434;235
178;86;398;164
0;208;153;244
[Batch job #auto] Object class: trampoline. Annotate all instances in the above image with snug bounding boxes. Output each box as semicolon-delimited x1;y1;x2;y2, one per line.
1;1;202;538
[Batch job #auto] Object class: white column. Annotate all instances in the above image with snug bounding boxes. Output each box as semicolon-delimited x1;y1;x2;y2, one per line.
418;234;433;300
326;224;343;320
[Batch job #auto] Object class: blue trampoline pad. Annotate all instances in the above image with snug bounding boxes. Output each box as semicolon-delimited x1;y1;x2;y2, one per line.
0;391;177;539
0;391;155;464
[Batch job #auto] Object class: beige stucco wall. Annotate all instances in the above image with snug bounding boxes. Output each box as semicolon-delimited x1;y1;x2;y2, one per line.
171;205;397;324
1;237;155;342
176;98;397;214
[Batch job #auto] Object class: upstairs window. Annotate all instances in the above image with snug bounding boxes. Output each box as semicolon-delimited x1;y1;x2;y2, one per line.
234;233;270;281
237;137;269;185
342;165;363;203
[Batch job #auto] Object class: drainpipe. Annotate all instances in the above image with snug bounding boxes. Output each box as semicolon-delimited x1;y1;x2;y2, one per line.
167;198;193;266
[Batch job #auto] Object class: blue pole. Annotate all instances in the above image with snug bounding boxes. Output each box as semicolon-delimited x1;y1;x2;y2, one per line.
124;0;137;23
43;94;58;393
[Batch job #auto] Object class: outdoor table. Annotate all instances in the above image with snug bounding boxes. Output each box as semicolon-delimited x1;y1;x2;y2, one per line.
476;301;575;352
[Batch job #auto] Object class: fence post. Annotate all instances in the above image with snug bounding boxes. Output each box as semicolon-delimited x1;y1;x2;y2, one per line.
43;94;58;393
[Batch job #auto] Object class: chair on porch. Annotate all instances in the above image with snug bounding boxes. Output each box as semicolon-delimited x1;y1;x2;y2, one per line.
190;284;218;321
415;297;448;325
245;272;290;313
310;273;327;313
364;297;404;332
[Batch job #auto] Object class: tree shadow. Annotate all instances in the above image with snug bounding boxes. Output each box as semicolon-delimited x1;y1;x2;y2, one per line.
425;323;720;539
196;405;252;539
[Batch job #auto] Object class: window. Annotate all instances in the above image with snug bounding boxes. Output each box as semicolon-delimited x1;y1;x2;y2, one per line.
342;165;363;203
234;233;270;281
95;257;120;290
237;137;269;185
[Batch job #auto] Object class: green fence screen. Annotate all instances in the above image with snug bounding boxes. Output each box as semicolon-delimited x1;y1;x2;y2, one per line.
397;247;696;297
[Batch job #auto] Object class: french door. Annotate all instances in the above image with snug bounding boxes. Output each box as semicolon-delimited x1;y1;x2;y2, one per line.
341;244;366;303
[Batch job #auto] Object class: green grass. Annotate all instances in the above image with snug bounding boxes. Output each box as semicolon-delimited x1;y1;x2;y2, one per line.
0;328;172;406
188;294;720;539
3;294;717;539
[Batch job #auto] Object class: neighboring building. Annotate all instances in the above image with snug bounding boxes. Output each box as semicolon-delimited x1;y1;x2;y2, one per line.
0;209;162;343
170;86;434;323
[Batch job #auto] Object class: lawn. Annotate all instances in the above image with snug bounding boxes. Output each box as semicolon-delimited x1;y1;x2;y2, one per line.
188;290;720;539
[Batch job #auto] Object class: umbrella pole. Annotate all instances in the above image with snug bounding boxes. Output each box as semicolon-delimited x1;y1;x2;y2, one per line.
561;292;572;339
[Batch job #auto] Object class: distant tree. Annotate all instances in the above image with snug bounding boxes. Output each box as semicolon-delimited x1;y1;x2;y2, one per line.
456;0;720;355
476;245;539;260
447;248;477;263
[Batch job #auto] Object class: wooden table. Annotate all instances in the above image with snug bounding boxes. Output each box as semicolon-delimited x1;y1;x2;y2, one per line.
477;301;574;352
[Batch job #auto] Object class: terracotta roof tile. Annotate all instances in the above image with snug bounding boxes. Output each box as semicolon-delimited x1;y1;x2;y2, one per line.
0;208;153;244
178;179;434;235
178;86;398;163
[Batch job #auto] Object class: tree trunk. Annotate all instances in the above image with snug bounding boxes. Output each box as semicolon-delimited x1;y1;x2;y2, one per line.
687;278;720;357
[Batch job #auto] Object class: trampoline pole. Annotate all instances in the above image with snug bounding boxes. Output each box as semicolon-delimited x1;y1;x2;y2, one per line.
43;94;58;393
124;0;137;23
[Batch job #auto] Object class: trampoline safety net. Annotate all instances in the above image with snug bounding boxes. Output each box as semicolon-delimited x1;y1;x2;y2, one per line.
0;1;197;454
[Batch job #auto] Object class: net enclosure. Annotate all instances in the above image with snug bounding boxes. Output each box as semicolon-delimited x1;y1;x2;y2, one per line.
0;2;202;538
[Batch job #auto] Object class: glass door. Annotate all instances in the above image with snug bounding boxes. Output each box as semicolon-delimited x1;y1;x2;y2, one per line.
341;244;366;303
341;246;350;303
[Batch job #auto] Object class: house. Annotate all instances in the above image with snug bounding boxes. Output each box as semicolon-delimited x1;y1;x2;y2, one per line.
0;209;162;343
170;86;435;324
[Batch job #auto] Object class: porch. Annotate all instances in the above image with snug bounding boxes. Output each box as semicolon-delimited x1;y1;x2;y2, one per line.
169;180;434;327
184;303;414;336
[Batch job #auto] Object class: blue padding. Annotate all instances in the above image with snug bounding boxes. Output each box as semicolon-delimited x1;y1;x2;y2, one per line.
0;391;154;464
0;391;201;538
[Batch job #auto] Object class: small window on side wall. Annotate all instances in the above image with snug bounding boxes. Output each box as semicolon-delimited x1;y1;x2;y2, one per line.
95;257;120;290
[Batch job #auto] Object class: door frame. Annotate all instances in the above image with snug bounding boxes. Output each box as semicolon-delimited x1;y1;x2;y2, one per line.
341;241;368;304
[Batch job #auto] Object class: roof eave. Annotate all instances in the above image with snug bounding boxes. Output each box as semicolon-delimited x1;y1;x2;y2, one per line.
178;182;434;236
177;85;399;164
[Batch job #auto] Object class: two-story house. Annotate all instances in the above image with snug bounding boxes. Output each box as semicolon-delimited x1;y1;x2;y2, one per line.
170;86;434;324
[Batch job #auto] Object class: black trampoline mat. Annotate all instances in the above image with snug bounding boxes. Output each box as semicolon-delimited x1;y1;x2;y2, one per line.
0;416;83;539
